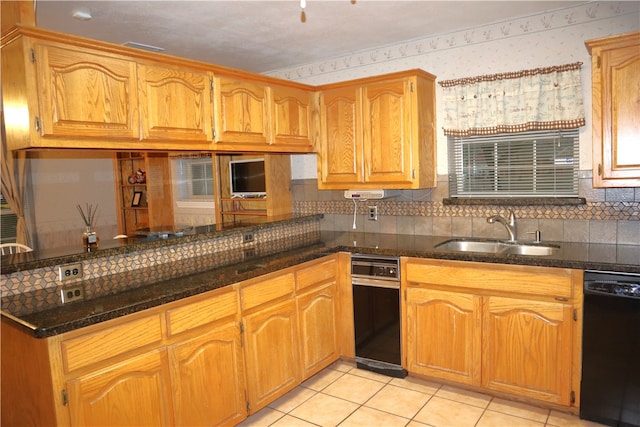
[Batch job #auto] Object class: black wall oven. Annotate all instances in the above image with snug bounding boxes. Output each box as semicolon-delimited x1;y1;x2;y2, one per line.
351;254;407;378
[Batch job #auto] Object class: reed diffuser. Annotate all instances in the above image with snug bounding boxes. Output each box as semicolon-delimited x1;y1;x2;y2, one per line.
78;203;99;249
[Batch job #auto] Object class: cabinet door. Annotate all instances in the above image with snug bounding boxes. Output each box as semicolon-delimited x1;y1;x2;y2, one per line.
362;78;414;185
405;287;482;385
319;86;363;186
592;36;640;187
34;43;139;140
243;299;300;413
168;322;246;427
482;296;573;405
67;350;174;426
144;153;174;229
138;64;213;145
297;282;339;379
271;85;312;149
213;77;271;146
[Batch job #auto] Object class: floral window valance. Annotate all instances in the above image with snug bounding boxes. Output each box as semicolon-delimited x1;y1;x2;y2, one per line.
439;62;585;137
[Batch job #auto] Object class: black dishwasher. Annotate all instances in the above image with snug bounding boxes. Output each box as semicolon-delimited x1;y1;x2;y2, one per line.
581;270;640;427
351;254;407;378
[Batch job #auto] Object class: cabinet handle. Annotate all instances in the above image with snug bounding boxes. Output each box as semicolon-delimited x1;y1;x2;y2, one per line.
598;163;602;176
34;116;41;132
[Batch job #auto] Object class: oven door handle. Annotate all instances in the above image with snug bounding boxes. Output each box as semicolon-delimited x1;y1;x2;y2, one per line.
352;278;400;289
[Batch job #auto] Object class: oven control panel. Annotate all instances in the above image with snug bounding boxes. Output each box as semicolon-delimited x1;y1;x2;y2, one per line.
351;255;400;281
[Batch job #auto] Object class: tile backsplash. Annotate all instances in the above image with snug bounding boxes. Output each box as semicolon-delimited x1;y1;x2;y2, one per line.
1;217;321;315
292;172;640;245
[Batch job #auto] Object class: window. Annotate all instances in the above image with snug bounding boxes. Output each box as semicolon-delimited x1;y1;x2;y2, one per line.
170;154;215;210
0;193;18;244
187;161;214;198
448;129;579;198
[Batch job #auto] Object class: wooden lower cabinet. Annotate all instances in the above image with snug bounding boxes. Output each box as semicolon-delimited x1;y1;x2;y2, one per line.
168;323;246;426
240;253;341;414
0;254;342;425
298;282;339;379
482;296;573;404
243;299;301;412
403;257;582;408
67;350;175;426
405;287;482;386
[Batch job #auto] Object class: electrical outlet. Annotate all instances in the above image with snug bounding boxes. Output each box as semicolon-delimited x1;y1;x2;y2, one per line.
60;284;85;304
243;247;257;259
368;206;378;221
58;263;83;282
243;232;254;244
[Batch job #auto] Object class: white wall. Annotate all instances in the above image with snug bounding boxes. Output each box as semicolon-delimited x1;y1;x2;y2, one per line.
29;150;118;249
271;1;640;180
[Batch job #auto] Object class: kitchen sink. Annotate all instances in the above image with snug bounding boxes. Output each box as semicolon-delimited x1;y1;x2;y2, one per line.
435;240;504;253
435;238;559;256
505;244;558;256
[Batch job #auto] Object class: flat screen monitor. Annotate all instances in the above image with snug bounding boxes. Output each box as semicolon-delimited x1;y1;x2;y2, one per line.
229;158;266;197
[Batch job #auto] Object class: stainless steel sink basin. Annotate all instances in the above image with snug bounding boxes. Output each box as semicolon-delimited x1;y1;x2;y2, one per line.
435;240;504;253
505;244;558;256
435;239;559;256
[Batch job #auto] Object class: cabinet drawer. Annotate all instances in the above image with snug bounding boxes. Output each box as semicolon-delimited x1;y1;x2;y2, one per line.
296;257;337;291
61;314;163;373
166;288;238;337
240;272;295;311
405;259;574;299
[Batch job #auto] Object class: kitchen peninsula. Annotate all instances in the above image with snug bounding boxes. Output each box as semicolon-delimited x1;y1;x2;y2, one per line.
2;211;639;425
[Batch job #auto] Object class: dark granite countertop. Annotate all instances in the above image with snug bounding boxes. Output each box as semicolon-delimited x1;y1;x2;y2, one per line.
3;230;638;339
4;242;334;338
323;231;640;274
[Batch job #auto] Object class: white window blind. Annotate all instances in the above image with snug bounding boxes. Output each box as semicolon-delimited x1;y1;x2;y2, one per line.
448;129;579;198
188;161;214;197
170;153;215;204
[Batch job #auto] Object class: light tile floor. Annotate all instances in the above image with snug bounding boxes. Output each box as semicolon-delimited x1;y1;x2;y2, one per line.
238;361;606;427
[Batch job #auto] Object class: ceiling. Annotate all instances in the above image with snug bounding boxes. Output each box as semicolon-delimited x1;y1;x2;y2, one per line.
35;0;587;74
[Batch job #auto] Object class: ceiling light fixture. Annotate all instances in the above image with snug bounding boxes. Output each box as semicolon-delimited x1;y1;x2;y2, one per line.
72;10;92;21
300;0;355;23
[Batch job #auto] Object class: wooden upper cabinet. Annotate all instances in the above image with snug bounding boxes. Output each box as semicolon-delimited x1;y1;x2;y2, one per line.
317;70;436;190
362;78;413;185
271;85;312;149
212;77;315;152
319;86;362;185
138;63;213;146
34;42;140;142
212;76;271;146
2;27;316;152
586;31;640;187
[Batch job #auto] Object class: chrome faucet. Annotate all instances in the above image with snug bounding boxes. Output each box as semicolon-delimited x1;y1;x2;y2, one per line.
487;208;517;242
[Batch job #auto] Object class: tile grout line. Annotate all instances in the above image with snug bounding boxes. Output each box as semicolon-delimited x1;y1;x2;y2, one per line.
254;363;590;427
